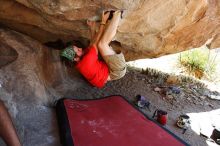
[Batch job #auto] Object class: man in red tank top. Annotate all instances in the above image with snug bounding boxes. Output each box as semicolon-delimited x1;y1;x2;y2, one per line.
61;11;126;88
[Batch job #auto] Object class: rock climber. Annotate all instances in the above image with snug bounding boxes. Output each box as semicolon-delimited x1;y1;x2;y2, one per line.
60;10;126;88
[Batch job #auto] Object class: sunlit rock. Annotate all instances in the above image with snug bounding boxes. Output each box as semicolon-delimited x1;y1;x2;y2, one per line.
0;0;220;60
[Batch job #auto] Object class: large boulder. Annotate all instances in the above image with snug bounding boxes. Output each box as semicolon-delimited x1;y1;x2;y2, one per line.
0;27;101;146
0;28;86;106
0;0;220;60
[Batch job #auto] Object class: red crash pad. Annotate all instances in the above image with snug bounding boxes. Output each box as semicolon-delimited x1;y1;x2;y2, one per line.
56;95;189;146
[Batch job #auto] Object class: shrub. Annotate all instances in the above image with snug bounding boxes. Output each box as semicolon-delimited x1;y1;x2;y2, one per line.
179;46;217;80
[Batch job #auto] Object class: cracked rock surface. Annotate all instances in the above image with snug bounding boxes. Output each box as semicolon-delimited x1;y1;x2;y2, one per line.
0;0;220;60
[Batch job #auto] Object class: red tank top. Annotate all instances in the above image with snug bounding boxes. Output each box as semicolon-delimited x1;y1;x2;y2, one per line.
75;46;109;88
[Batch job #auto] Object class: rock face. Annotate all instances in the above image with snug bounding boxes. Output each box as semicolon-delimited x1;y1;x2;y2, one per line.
0;0;220;60
0;28;86;105
0;41;18;68
0;28;88;145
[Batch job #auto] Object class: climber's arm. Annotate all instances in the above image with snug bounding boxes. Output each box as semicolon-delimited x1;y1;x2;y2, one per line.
90;12;110;52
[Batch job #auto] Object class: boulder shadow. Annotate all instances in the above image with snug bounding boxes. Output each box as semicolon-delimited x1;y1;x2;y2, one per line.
0;41;18;69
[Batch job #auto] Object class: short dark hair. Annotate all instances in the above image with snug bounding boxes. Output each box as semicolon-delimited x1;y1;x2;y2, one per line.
65;40;86;49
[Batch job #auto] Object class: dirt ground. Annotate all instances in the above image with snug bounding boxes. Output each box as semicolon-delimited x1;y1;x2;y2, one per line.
67;67;220;146
1;67;219;146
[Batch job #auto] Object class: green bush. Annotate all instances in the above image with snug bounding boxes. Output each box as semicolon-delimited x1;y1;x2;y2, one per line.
179;47;217;79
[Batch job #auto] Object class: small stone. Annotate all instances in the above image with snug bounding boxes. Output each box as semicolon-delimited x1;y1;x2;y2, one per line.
200;102;204;106
209;104;214;108
204;102;209;106
199;96;206;100
185;89;193;94
167;95;174;99
166;75;180;85
197;89;204;95
203;90;210;97
179;93;185;99
193;92;200;97
154;87;161;92
187;97;191;101
213;91;219;96
210;95;220;100
193;101;197;105
191;95;198;100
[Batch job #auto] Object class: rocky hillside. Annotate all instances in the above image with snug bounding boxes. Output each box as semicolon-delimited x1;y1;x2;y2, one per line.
1;0;220;60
